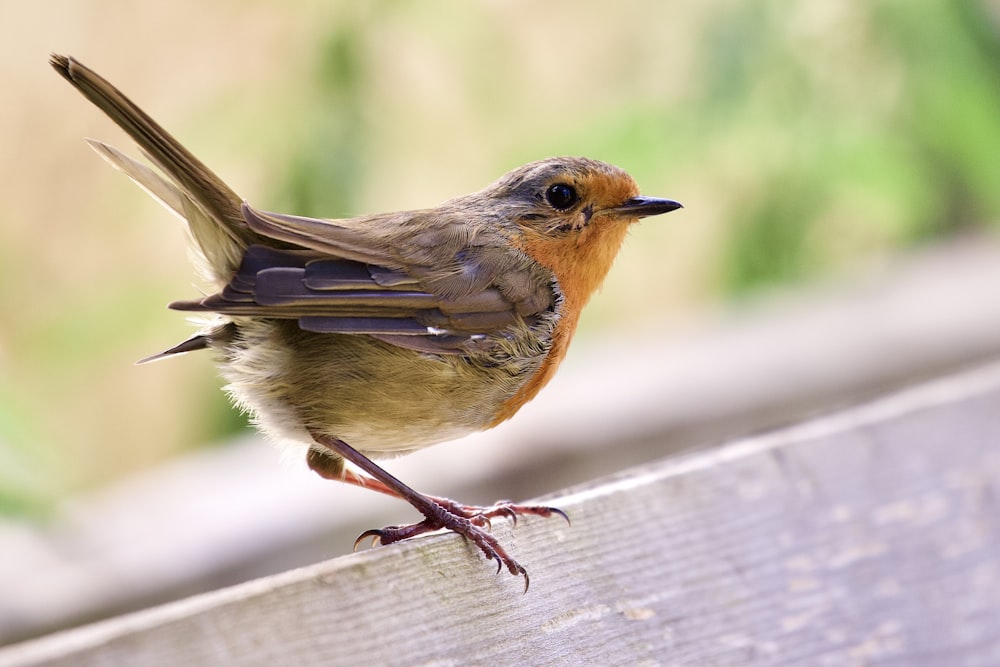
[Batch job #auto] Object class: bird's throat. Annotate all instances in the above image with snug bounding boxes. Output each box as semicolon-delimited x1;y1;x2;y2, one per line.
515;219;631;309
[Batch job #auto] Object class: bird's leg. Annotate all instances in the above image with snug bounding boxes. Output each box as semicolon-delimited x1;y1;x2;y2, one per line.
309;450;566;529
307;441;568;530
309;433;527;582
308;433;567;590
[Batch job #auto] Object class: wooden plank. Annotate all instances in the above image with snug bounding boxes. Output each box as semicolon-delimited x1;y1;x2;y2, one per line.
3;361;1000;666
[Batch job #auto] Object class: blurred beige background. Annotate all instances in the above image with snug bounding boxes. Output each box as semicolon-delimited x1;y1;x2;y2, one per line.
2;0;999;563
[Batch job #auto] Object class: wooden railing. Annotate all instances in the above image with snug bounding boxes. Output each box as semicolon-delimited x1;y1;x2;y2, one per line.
4;359;1000;666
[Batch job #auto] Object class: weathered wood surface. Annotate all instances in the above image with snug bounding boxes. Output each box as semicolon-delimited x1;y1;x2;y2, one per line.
3;360;1000;666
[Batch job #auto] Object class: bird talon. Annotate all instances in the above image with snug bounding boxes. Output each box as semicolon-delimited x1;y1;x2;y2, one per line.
348;499;566;591
502;507;519;526
550;507;571;526
353;529;383;551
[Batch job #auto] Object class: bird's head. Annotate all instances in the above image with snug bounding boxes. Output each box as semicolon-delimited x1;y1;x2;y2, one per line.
474;157;682;306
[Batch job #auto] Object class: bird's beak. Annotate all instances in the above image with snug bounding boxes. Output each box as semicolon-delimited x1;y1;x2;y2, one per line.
609;196;683;218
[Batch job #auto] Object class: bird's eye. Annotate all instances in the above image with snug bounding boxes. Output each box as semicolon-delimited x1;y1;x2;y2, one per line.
545;183;578;210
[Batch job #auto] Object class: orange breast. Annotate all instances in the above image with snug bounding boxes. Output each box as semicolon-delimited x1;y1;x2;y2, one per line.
487;300;580;426
488;218;631;426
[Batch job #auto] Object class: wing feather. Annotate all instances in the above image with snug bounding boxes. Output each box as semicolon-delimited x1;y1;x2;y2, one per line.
170;203;557;354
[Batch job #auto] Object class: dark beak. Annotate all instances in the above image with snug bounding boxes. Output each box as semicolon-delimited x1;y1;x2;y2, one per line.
609;196;683;218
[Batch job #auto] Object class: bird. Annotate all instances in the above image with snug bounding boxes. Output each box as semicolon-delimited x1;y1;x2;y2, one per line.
50;54;682;590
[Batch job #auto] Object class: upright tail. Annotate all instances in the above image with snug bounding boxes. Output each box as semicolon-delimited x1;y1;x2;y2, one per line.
50;54;260;283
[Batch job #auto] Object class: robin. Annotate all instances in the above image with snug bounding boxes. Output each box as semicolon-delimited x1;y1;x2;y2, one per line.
51;54;681;590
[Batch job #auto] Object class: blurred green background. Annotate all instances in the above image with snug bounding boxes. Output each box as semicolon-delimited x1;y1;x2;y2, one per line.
2;0;999;514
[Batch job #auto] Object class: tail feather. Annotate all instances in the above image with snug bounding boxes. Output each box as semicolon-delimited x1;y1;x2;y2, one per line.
50;53;256;281
86;139;187;218
86;139;246;282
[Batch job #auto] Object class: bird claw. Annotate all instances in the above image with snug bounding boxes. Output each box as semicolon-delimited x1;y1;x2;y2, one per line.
353;530;382;551
353;519;439;550
351;497;565;593
549;506;571;526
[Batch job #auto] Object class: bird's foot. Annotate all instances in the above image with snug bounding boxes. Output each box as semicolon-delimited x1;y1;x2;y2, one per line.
353;497;568;592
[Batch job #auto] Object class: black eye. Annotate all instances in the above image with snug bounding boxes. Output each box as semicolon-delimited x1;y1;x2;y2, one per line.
545;183;578;210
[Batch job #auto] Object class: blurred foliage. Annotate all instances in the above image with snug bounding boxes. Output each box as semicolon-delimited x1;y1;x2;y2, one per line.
3;0;999;512
701;0;1000;292
271;20;370;217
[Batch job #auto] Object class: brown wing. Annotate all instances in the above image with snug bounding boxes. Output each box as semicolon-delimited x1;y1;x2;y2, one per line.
170;206;556;354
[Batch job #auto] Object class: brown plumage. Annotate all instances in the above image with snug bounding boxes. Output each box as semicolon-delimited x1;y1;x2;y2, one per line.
51;54;681;589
